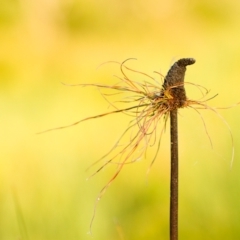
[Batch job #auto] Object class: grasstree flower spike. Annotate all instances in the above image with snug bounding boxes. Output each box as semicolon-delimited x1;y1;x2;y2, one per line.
38;58;235;234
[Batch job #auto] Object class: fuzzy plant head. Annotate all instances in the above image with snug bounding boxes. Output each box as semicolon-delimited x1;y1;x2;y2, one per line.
38;58;235;232
38;58;216;176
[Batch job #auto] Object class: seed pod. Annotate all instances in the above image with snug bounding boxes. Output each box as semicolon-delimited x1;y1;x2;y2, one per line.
162;58;195;108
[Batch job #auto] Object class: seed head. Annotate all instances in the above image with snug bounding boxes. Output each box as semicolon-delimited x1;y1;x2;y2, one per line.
159;58;195;110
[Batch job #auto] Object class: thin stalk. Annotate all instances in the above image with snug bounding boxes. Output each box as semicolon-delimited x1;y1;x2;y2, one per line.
170;109;178;240
163;58;195;240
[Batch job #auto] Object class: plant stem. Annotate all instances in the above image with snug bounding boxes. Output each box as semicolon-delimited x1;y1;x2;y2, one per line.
163;58;195;240
170;109;178;240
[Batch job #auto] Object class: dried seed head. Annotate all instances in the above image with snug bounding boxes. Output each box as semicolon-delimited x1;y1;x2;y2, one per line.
162;58;196;109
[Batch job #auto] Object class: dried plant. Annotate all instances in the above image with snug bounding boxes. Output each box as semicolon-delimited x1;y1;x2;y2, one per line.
38;58;237;238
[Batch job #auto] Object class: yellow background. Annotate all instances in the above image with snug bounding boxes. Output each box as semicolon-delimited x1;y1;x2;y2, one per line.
1;0;240;239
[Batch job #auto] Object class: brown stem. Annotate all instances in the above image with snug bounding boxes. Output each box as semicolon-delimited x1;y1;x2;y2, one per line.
164;58;195;240
170;109;178;240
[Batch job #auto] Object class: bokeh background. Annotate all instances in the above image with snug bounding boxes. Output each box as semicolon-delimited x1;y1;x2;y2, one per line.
1;0;240;239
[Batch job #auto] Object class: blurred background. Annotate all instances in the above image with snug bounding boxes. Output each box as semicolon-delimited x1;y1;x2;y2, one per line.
1;0;240;239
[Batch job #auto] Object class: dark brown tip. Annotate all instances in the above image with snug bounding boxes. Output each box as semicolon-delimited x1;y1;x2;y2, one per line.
177;58;196;67
163;58;196;89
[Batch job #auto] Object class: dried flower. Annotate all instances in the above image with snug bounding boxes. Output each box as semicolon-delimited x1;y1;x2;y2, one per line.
38;58;236;232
